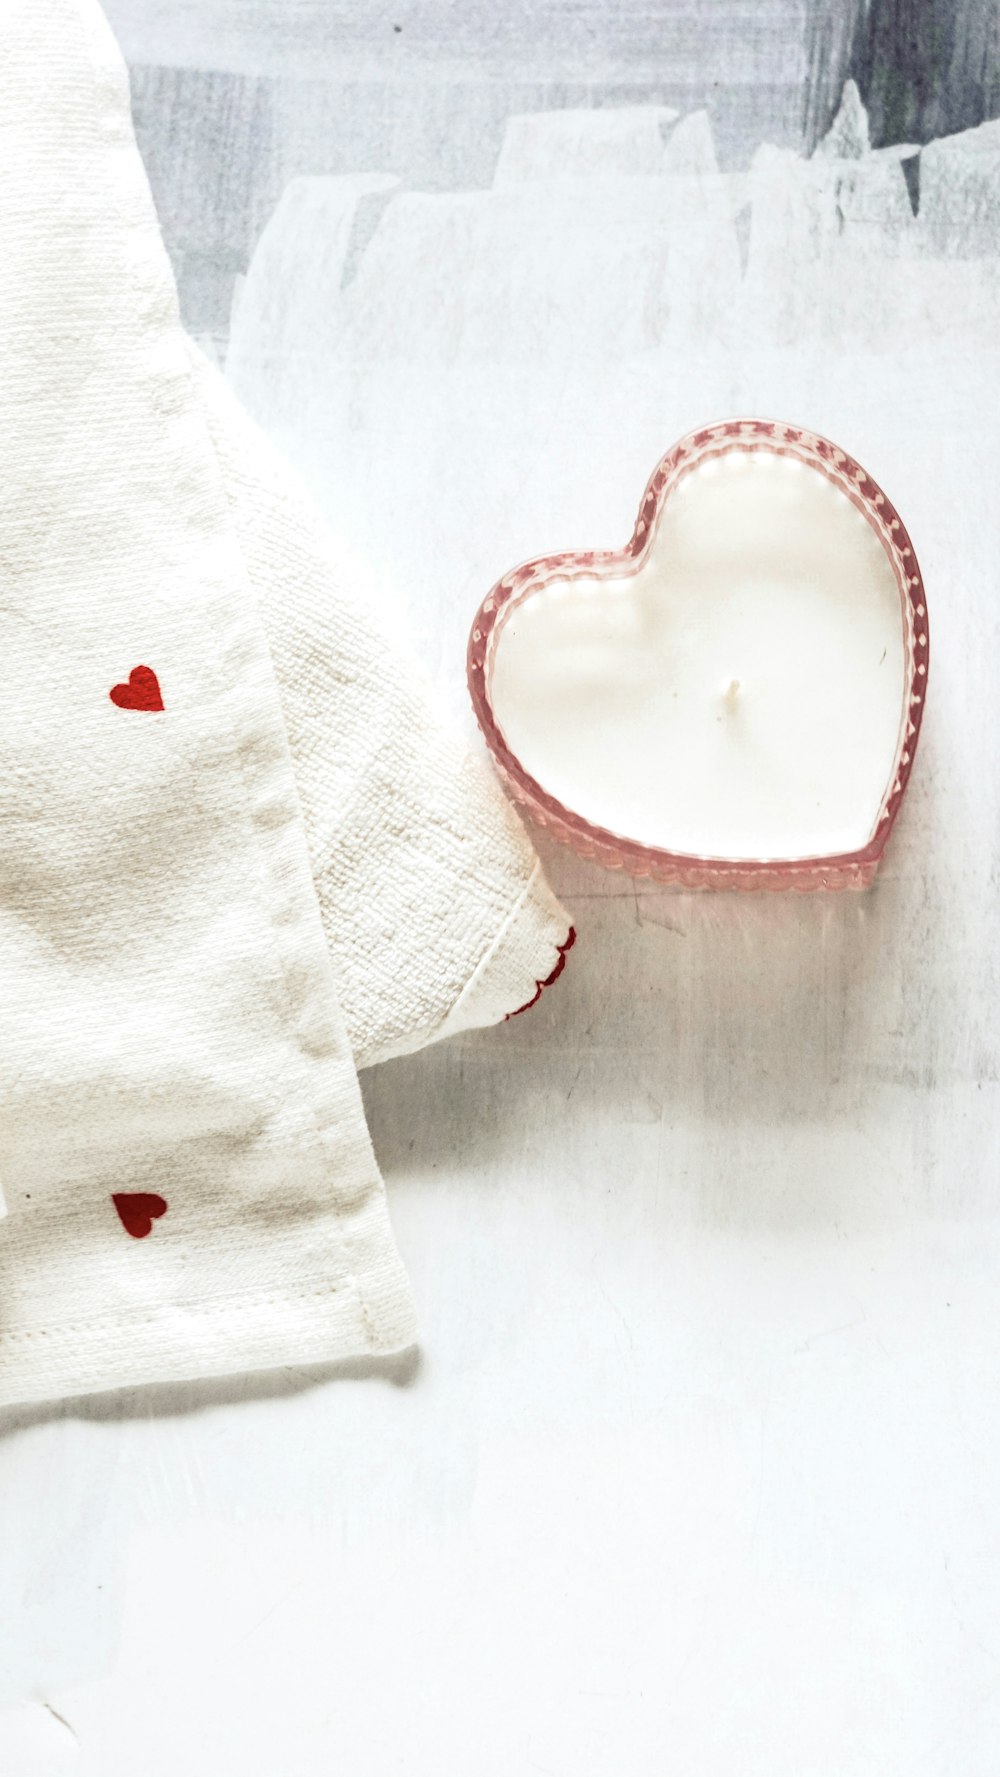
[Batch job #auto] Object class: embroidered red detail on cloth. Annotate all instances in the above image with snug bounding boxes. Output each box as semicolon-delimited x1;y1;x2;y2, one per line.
506;927;576;1019
109;665;164;711
111;1192;168;1238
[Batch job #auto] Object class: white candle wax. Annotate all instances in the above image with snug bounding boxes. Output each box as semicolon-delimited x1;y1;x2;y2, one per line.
490;449;907;861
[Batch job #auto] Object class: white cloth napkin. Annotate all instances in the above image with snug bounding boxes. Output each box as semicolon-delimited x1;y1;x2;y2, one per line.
0;0;571;1406
193;349;573;1068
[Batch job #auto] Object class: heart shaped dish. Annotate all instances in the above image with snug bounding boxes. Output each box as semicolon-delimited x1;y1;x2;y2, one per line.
468;419;928;891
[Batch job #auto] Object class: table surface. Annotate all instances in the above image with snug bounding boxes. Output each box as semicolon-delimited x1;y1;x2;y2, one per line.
3;9;1000;1774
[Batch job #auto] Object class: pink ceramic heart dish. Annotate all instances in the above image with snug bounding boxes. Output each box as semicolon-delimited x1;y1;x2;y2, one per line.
468;419;928;891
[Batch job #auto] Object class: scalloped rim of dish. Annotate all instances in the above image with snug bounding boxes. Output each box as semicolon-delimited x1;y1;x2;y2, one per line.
468;417;928;892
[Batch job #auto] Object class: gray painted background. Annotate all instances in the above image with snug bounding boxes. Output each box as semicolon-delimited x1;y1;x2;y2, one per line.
104;0;1000;345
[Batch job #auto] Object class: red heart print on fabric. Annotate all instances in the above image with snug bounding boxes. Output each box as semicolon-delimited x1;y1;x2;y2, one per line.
111;1192;168;1238
109;666;164;711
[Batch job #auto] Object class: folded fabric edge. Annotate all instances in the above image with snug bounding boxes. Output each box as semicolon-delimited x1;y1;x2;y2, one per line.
0;1251;414;1409
403;861;576;1055
186;342;575;1068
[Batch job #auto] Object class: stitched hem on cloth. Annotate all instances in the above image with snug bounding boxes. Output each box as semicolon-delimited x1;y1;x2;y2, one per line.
0;1273;414;1406
441;861;573;1028
506;926;577;1018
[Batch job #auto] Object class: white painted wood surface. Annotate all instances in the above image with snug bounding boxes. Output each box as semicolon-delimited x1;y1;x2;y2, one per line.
2;75;1000;1777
